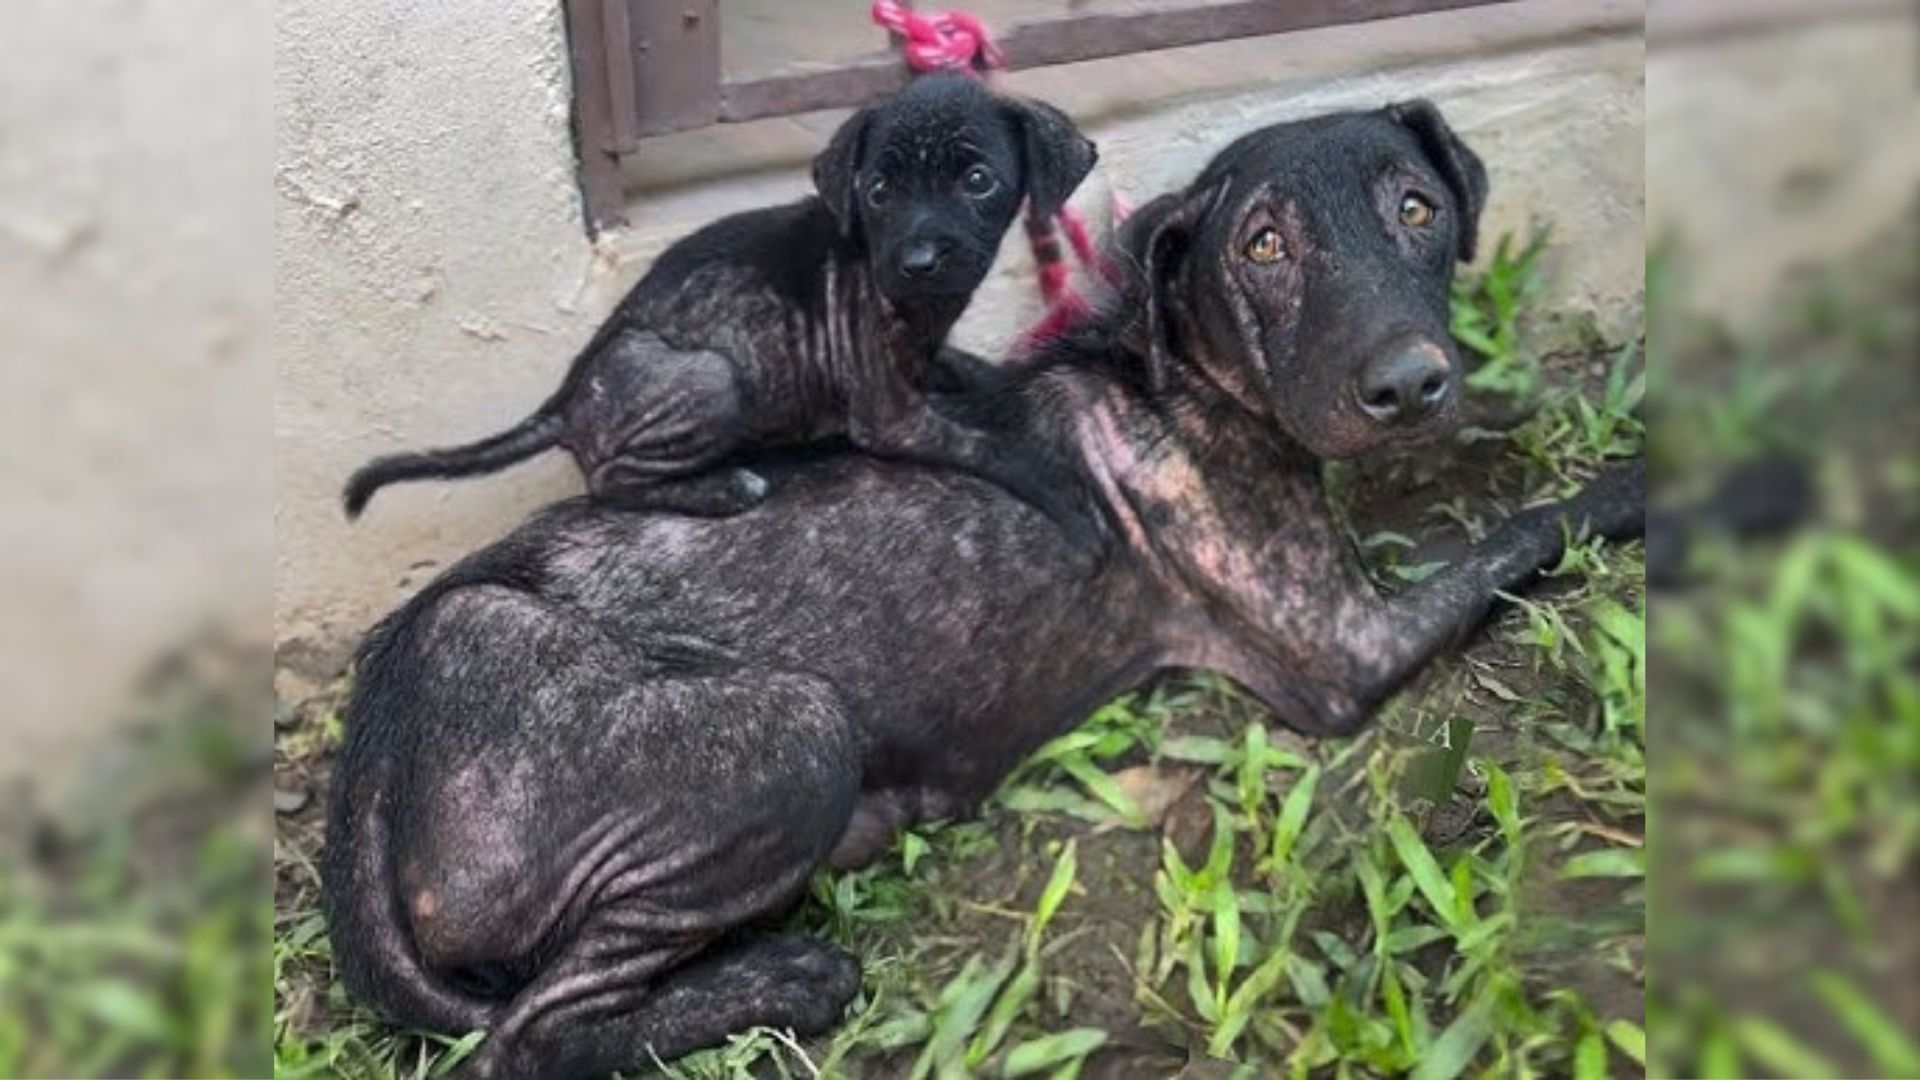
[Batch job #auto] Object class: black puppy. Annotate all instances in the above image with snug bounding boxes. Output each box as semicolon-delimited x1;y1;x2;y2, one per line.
342;74;1096;521
324;102;1642;1079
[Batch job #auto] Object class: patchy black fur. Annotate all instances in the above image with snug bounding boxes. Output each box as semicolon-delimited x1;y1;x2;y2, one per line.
324;102;1642;1079
343;74;1097;533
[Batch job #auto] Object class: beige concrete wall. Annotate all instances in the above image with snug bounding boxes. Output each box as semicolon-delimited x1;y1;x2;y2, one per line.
2;3;270;786
275;0;592;679
1647;11;1920;322
274;0;1648;676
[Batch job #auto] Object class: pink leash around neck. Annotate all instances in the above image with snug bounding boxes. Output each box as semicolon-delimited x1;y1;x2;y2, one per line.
869;0;1124;347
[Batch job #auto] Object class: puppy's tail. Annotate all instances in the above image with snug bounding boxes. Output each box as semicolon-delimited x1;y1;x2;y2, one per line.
323;747;499;1035
343;406;564;520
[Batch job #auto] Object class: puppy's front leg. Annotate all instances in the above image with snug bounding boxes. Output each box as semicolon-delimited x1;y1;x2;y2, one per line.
925;346;1011;394
849;391;1105;557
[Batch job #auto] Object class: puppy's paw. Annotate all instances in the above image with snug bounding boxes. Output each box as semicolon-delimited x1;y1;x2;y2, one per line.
727;468;771;504
599;468;770;517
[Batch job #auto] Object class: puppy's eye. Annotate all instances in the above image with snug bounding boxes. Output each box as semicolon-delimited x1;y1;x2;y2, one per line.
866;177;890;209
1398;193;1436;227
1243;227;1285;265
961;165;998;197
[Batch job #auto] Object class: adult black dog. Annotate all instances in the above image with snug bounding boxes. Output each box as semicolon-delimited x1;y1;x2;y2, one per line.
324;101;1643;1078
341;73;1096;523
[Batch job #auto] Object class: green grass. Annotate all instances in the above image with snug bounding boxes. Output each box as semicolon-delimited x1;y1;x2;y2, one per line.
1;643;272;1079
269;230;1657;1079
1452;230;1552;402
1645;234;1919;1077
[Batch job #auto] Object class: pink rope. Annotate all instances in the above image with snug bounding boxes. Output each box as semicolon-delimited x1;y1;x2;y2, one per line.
871;0;1004;73
870;0;1104;340
1058;206;1099;268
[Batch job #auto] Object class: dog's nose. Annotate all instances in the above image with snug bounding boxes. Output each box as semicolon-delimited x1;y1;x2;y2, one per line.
898;240;947;279
1356;342;1451;424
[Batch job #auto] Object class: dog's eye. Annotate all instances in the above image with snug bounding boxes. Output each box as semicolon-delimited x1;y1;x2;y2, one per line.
866;177;890;208
1243;227;1285;265
961;165;998;197
1398;193;1436;228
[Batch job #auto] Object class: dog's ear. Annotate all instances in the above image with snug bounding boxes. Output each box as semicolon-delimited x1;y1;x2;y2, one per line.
813;107;872;237
1387;99;1487;263
1003;96;1097;220
1121;181;1227;389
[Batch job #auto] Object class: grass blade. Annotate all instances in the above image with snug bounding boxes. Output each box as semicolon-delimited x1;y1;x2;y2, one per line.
1270;766;1321;867
1211;883;1241;1018
1386;816;1463;932
910;951;1017;1080
1573;1028;1606;1080
1029;841;1078;949
1560;849;1645;879
1605;1019;1645;1067
968;962;1040;1068
1209;945;1293;1057
1410;990;1494;1080
1812;973;1920;1076
1060;756;1147;828
1732;1015;1841;1079
1002;1028;1108;1077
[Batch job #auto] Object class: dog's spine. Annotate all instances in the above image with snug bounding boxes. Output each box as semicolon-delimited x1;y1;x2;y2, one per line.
342;407;565;519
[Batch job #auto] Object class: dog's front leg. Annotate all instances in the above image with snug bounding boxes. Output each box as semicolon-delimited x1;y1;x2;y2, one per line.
1272;461;1645;736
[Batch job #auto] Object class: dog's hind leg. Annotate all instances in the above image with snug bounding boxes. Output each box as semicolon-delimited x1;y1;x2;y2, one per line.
567;330;769;516
456;932;860;1079
356;583;865;1077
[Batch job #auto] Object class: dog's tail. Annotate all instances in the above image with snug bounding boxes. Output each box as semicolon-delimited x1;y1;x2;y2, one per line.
323;743;499;1035
343;405;564;520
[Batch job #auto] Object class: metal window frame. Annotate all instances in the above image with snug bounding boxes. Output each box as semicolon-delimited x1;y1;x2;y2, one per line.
561;0;1530;235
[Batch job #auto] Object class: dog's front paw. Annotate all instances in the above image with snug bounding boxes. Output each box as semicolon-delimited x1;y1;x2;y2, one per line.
1561;459;1646;542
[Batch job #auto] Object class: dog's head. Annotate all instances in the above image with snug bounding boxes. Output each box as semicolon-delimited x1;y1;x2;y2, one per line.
813;74;1097;306
1123;101;1487;458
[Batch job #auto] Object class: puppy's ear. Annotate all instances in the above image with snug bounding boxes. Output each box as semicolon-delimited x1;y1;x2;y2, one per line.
1387;99;1487;263
1003;96;1097;220
1122;181;1226;389
813;107;871;237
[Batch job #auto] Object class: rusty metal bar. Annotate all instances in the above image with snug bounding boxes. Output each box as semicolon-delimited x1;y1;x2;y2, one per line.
561;0;630;234
602;0;642;151
625;0;722;136
716;0;1524;126
568;0;1542;233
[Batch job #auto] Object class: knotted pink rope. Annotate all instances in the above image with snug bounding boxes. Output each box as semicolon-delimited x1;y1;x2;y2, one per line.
870;0;1115;336
871;0;1003;73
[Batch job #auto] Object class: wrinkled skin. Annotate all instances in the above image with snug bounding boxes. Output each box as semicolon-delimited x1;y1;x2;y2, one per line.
324;101;1644;1079
340;74;1098;535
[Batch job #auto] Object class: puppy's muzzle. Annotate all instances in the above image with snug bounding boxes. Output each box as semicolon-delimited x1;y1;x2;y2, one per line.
897;238;951;280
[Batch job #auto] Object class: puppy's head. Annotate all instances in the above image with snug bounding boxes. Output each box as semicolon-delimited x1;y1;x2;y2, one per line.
813;74;1097;307
1126;101;1487;458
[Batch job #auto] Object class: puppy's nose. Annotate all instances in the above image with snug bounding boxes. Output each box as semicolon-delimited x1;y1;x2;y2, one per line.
1356;341;1451;425
898;239;947;279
